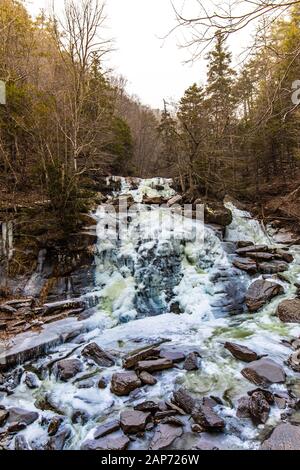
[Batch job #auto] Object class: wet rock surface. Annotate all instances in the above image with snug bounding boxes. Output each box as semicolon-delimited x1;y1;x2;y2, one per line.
277;299;300;323
245;280;284;312
110;371;142;396
261;423;300;450
241;358;286;386
53;359;83;382
149;423;183;450
224;342;258;362
81;343;115;367
1;178;300;451
120;410;151;434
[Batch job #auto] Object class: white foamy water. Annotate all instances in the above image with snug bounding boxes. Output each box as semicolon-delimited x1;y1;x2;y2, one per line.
1;178;300;450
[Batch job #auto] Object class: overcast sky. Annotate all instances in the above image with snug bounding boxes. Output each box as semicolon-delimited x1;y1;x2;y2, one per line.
25;0;251;109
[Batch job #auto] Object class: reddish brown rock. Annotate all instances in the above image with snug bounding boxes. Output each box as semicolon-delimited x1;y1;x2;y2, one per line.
245;280;284;312
277;299;300;323
261;424;300;450
110;371;142;396
136;358;173;373
149;423;183;450
192;404;225;431
241;358;286;386
224;342;258;362
120;410;151;434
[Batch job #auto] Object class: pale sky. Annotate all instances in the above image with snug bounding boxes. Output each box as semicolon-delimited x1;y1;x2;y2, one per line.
25;0;252;110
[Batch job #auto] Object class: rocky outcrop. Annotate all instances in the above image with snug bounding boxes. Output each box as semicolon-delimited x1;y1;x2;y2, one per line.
120;410;151;434
110;371;142;396
245;280;284;312
277;299;300;323
261;423;300;450
149;423;183;450
224;342;258;362
233;245;292;275
241;358;286;386
204;203;232;227
81;343;115;367
53;358;83;382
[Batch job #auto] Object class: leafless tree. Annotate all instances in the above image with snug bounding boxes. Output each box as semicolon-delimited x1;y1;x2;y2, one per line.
51;0;113;172
172;0;300;57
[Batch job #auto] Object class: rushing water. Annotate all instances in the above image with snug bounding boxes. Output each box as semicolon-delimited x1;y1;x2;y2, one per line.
1;178;300;450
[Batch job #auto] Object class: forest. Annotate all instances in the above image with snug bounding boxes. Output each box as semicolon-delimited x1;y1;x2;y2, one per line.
1;0;300;454
1;0;300;231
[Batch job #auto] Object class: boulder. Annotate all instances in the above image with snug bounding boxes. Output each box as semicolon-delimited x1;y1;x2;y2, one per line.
24;372;39;389
173;388;198;414
7;407;39;426
81;434;130;451
261;423;300;450
136;358;173;373
277;299;300;323
204;203;232;227
233;257;257;274
139;371;157;385
81;343;115;367
149;423;183;450
53;359;83;382
245;280;284;312
224;342;258;362
248;391;270;424
241;358;286;386
183;352;201;371
275;249;294;264
236;397;251;419
192;404;225;431
94;420;120;439
258;261;288;274
120;410;151;434
123;343;161;369
110;371;142;396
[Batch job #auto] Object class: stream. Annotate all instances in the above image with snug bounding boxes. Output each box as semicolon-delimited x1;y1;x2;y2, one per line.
1;177;300;450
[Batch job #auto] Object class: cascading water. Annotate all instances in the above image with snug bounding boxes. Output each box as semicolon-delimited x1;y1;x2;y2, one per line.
1;177;300;450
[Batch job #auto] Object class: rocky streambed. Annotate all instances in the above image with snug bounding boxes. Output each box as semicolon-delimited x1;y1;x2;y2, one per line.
1;177;300;451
